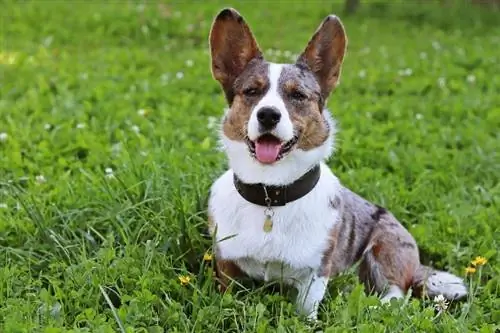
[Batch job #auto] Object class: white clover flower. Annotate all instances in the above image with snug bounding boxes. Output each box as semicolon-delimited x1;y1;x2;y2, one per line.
433;294;449;313
466;74;476;84
36;175;46;184
176;72;184;79
0;132;7;142
0;203;8;209
160;73;170;84
207;116;218;130
76;123;86;129
360;47;371;54
105;167;115;179
358;70;366;78
131;125;140;134
185;59;194;67
398;68;413;77
432;41;441;50
438;77;446;88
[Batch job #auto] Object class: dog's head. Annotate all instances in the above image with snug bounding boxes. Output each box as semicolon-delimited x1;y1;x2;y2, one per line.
209;8;347;185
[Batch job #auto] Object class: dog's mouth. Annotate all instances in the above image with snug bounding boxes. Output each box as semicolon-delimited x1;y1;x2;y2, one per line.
246;134;299;164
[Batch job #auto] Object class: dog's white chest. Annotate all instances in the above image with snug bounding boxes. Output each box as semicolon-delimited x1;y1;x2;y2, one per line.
209;164;341;282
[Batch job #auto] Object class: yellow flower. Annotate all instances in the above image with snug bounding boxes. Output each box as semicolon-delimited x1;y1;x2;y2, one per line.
203;252;213;261
471;256;487;266
465;267;476;275
178;275;191;286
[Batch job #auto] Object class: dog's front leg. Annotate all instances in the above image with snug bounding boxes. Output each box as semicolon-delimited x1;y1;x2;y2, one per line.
295;271;329;321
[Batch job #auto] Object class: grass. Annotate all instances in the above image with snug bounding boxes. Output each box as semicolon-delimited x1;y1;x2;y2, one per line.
1;0;499;332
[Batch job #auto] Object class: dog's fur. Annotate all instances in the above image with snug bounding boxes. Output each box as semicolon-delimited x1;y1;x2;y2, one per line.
207;8;467;320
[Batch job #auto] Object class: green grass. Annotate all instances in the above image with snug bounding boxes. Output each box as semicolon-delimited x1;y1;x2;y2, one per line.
1;1;499;332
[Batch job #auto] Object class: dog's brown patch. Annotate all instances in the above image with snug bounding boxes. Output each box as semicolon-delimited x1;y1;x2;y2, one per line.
279;65;330;150
215;258;245;292
222;95;252;141
208;212;246;293
222;60;270;141
359;212;420;293
291;107;330;150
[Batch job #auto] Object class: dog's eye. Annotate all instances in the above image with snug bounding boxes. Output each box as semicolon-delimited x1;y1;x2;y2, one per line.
291;91;307;101
243;88;259;96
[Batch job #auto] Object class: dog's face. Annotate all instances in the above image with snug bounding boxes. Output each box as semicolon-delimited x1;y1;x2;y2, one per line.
209;8;347;184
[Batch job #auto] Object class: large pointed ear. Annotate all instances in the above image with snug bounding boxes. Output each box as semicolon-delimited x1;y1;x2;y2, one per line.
209;8;263;104
297;15;347;100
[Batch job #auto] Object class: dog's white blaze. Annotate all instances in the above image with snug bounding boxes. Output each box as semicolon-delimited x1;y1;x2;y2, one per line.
247;63;294;141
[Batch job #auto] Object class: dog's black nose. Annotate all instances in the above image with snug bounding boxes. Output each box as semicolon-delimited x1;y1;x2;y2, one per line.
257;107;281;130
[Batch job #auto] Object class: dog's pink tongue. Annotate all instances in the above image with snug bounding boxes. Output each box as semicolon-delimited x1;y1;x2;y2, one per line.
255;137;282;164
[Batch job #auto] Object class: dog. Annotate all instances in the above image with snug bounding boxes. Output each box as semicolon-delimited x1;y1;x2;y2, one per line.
206;8;467;320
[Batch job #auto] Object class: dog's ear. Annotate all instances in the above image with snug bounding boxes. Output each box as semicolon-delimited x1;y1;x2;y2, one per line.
209;8;263;103
297;15;347;100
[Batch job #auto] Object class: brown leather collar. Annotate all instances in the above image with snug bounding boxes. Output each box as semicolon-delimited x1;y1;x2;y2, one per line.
233;165;321;207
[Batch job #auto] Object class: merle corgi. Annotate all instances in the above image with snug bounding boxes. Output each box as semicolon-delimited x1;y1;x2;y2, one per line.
206;8;467;320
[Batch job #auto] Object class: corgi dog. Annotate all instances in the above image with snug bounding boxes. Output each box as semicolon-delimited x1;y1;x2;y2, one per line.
206;8;467;320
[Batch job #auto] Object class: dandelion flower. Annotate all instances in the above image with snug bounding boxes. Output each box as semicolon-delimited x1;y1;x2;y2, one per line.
471;256;487;266
203;252;213;262
433;294;449;312
465;266;476;275
178;275;191;286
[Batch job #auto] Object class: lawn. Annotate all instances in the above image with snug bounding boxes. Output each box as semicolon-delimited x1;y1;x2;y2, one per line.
1;0;499;332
